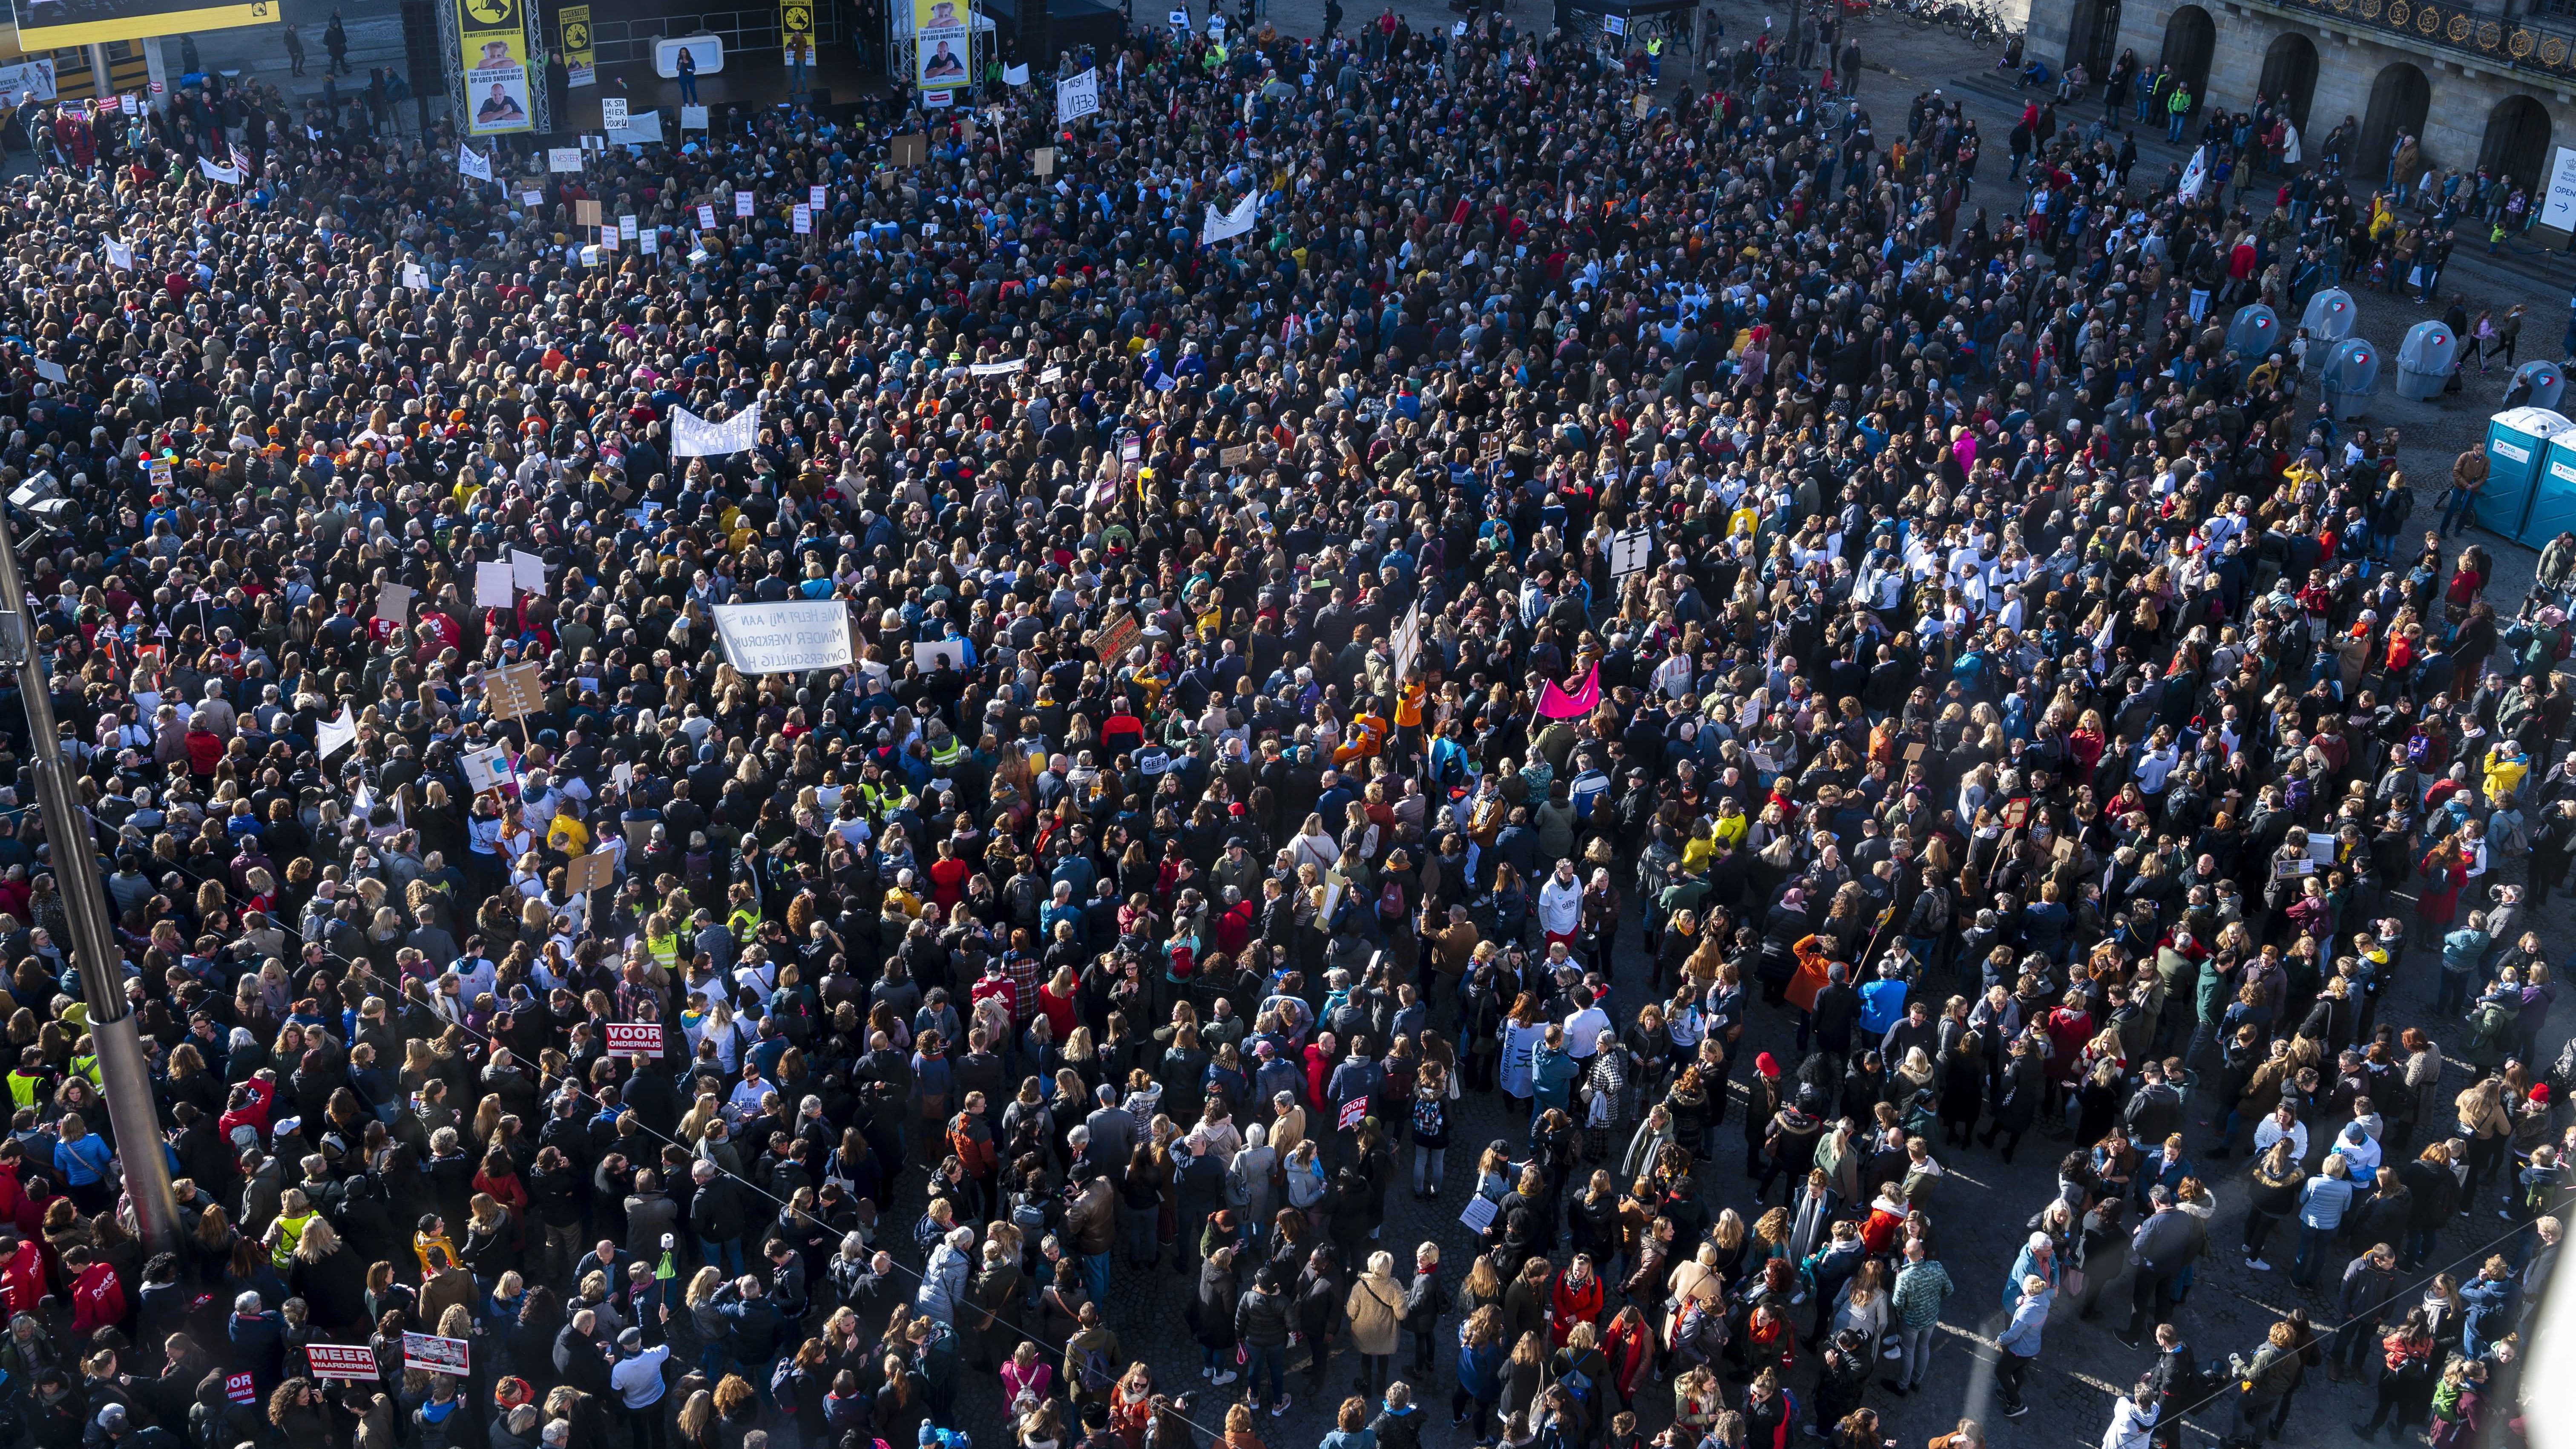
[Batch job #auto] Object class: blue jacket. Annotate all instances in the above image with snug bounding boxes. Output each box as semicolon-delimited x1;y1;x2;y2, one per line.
1996;1286;2052;1357
2297;1174;2355;1229
1455;1335;1507;1401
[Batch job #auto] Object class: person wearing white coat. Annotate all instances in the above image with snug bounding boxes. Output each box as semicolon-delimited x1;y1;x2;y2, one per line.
2101;1378;2161;1449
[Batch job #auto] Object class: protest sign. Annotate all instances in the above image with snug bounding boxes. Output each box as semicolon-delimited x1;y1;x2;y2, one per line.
305;1345;378;1382
713;601;855;674
605;1021;665;1055
402;1334;469;1375
672;404;761;457
1057;68;1099;124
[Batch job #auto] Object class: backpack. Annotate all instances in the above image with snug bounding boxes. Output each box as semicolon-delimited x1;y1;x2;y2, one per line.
1072;1341;1117;1396
1379;878;1406;922
1010;1195;1050;1235
1412;1095;1444;1138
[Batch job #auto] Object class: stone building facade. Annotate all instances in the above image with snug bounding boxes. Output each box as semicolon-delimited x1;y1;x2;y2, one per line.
2025;0;2570;213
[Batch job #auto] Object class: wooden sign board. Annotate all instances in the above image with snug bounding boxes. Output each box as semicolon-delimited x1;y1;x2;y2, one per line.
1220;444;1252;467
1033;147;1054;175
375;582;414;624
1999;799;2030;830
575;198;602;226
891;132;926;167
485;661;546;721
624;818;658;853
566;847;616;896
1095;609;1141;663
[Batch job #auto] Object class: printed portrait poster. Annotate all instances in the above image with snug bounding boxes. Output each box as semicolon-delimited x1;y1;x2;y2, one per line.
458;0;533;136
914;0;968;90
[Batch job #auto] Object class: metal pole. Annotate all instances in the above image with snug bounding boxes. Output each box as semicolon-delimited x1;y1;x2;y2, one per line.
0;512;180;1256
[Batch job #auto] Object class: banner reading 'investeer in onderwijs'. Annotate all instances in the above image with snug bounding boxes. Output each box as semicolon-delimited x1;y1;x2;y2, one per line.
712;601;855;675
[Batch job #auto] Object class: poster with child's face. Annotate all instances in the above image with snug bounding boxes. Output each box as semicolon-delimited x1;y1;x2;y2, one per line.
914;0;969;89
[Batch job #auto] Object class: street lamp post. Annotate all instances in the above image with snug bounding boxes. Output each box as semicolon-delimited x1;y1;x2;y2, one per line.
0;507;181;1256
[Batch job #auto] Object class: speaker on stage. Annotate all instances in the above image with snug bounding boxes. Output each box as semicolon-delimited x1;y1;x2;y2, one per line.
399;0;443;129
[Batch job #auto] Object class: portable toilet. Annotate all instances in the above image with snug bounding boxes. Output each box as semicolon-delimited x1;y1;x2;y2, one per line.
2395;319;2460;401
2322;337;2380;420
2510;360;2567;414
2527;428;2576;549
2228;304;2283;359
2478;407;2575;537
2301;288;2358;343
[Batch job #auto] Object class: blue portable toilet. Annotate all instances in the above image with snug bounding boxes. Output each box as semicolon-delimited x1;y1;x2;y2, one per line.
2510;360;2567;413
2525;428;2576;549
2302;288;2359;343
2478;406;2574;537
2228;303;2282;359
2323;337;2380;420
2397;320;2460;401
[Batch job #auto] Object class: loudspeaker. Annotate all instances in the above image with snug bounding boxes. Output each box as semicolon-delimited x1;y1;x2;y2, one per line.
399;0;443;125
1020;0;1052;75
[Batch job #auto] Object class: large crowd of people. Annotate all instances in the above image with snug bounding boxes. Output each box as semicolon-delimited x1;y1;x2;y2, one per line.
0;11;2559;1449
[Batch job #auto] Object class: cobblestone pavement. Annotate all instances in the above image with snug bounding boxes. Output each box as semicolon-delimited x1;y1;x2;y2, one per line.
855;6;2576;1447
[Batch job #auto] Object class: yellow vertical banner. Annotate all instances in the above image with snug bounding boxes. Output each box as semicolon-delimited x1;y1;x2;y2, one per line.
914;0;969;89
457;0;533;134
561;3;594;87
780;0;814;65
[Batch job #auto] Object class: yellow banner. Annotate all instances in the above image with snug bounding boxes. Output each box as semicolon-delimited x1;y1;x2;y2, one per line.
457;0;531;134
780;0;812;46
914;0;967;89
11;0;274;50
560;2;593;87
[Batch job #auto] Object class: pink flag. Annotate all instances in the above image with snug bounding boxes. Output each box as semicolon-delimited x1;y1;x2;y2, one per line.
1535;663;1600;720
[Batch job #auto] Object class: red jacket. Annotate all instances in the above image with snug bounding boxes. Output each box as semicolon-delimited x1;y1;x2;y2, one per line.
0;1239;44;1317
1547;1268;1603;1344
68;1261;123;1336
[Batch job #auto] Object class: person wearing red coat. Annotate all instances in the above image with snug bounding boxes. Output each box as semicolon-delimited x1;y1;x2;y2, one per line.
0;1234;44;1319
1600;1304;1651;1410
1546;1255;1603;1345
65;1249;123;1337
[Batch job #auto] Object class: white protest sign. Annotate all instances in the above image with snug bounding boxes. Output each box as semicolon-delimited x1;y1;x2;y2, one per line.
511;549;548;594
681;104;709;130
2544;147;2576;231
734;190;754;216
793;204;812;234
315;707;358;762
601;97;629;129
402;263;430;290
474;560;516;610
401;1334;469;1375
810;184;827;209
1201;191;1258;244
32;359;65;384
1005;63;1029;85
713;601;855;674
697;203;717;230
461;744;515;794
619;214;637;239
457;143;492;181
548;147;583;173
198;157;240;184
105;238;133;270
671;403;762;457
1057;67;1100;124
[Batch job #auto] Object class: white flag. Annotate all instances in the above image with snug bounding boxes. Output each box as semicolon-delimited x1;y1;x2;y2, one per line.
2179;145;2209;201
457;143;492;181
104;237;133;270
315;707;358;762
671;403;762;457
1005;62;1030;85
1056;67;1100;124
198;157;240;184
1201;191;1259;244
